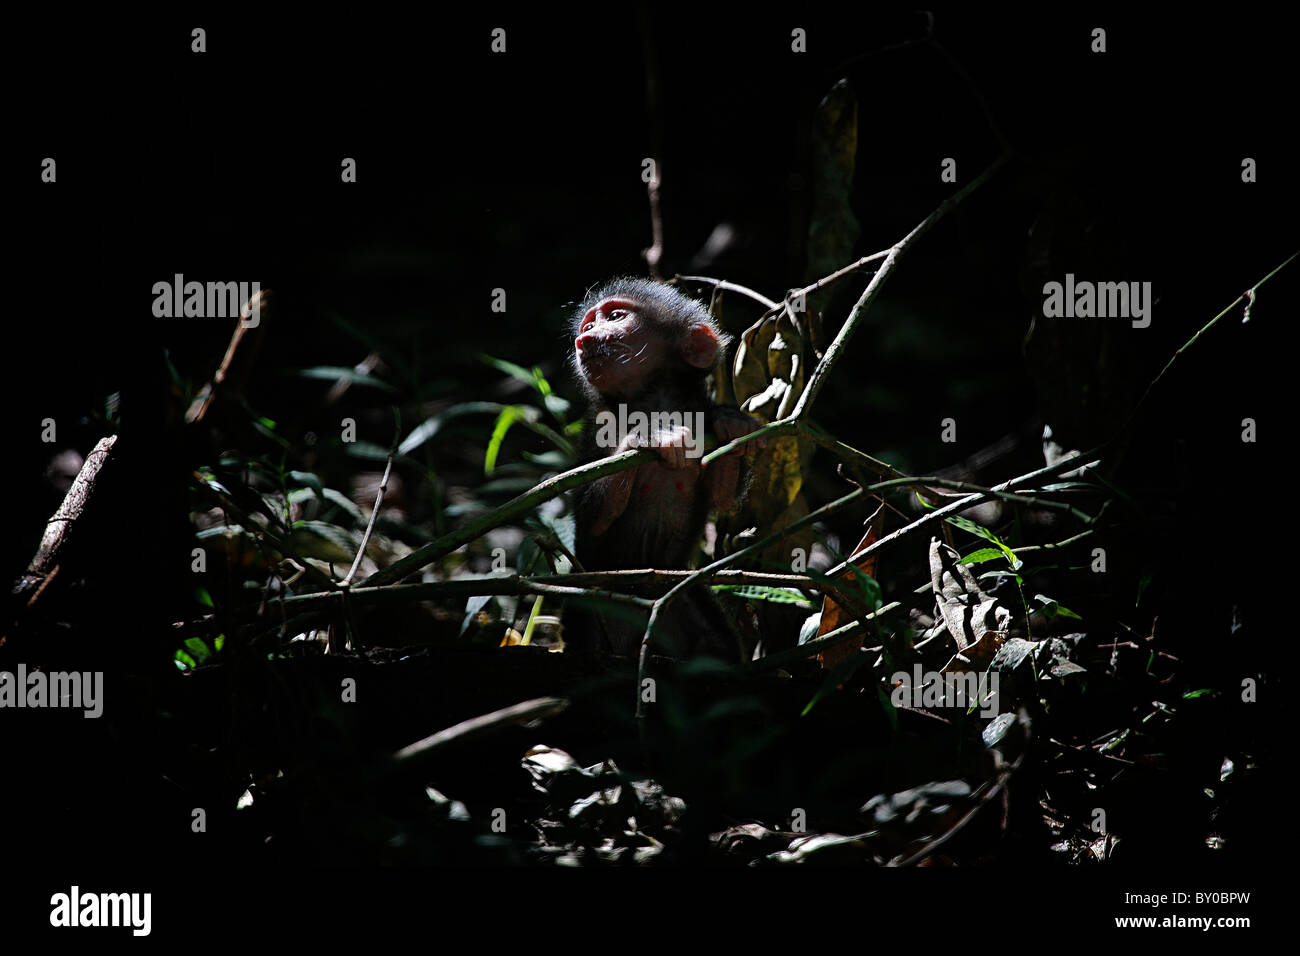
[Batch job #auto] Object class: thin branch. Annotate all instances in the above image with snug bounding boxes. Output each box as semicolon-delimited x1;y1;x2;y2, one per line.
928;39;1011;154
359;447;658;588
341;445;396;587
785;250;890;311
12;435;120;620
891;748;1025;867
865;475;1099;525
636;485;867;716
392;697;569;767
735;259;1287;666
827;445;1104;579
240;569;818;617
633;444;1101;699
700;419;799;465
707;419;1095;532
1014;528;1095;555
792;151;1012;418
1120;250;1295;435
675;275;780;310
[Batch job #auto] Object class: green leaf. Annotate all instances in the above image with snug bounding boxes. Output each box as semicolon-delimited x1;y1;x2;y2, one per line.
163;349;183;388
194;470;232;495
485;406;526;475
399;417;443;455
845;566;882;613
320;488;365;523
251;417;290;448
543;393;571;421
1090;471;1140;512
877;683;899;730
537;508;576;555
478;358;562;422
818;544;882;613
1033;594;1083;620
801;643;871;716
330;313;389;357
399;402;511;454
196;524;244;539
798;611;822;646
343;440;398;461
523;449;574;468
287;486;366;525
461;594;495;637
479;477;544;496
441;401;510;418
1136;571;1153;607
291;366;398;393
517;536;542;575
288;470;324;499
479;354;536;386
712;585;815;608
946;514;1020;570
289;520;359;563
977;570;1023;587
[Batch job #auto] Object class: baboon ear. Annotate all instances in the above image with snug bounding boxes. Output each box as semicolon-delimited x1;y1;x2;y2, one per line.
681;323;720;368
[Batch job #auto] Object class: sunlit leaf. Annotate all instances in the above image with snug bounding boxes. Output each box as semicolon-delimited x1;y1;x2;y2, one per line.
712;585;816;608
291;366;398;393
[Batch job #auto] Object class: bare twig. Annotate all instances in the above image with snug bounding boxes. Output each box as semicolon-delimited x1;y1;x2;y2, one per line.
827;445;1104;579
12;435;119;612
1121;250;1295;435
890;748;1025;867
636;485;868;715
784;250;890;313
865;474;1098;525
226;570;817;634
186;290;271;424
675;275;780;310
392;697;569;767
341;417;400;588
792;152;1012;419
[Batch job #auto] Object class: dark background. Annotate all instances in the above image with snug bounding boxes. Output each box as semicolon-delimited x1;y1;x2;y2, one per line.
12;5;1287;660
11;7;1289;516
4;6;1290;928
